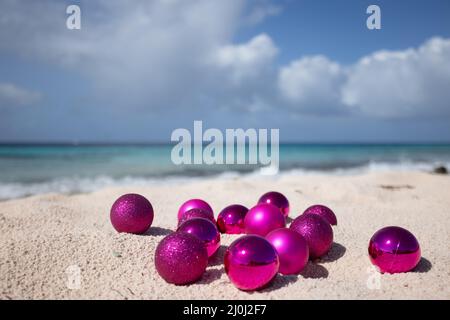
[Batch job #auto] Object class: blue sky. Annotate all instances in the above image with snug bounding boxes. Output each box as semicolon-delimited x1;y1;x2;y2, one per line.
245;0;450;64
1;0;450;143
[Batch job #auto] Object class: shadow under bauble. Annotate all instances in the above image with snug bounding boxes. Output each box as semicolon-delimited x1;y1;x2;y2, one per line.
143;226;173;237
413;257;432;273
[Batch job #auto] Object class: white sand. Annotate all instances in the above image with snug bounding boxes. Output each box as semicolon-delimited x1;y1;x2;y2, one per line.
1;171;449;299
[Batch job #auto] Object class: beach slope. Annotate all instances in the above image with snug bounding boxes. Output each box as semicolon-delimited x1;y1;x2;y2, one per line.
1;171;449;299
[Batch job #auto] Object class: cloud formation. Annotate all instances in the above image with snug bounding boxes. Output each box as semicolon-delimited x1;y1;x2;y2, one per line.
278;55;345;115
0;0;449;123
278;37;450;118
213;33;278;85
0;83;41;107
243;1;282;26
342;37;450;118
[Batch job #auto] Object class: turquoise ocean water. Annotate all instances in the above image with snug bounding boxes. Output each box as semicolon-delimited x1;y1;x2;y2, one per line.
1;144;449;200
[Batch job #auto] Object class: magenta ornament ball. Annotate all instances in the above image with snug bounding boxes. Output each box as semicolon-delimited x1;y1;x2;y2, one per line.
224;235;279;291
368;226;421;274
258;191;290;218
177;218;221;257
303;204;337;226
290;214;333;259
178;199;213;221
110;193;154;234
266;228;309;275
245;203;286;237
217;204;249;234
155;232;208;285
178;208;216;226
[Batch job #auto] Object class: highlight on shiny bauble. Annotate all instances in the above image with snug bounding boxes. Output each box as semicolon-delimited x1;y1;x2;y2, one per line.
244;203;286;236
178;208;216;226
368;226;421;274
177;217;221;257
266;228;309;275
224;235;279;291
217;204;248;234
178;198;213;221
258;191;290;218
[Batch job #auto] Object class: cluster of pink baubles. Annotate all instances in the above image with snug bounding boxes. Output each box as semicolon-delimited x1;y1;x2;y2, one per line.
110;192;421;291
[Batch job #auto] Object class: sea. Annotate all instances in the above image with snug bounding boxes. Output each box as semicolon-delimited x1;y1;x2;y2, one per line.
0;144;449;200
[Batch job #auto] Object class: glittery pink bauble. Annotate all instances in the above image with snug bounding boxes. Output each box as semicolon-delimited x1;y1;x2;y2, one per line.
369;226;421;274
224;235;279;291
178;199;213;221
177;218;221;257
217;204;248;234
110;193;154;234
245;203;286;237
178;208;216;226
303;204;337;226
266;228;309;275
258;191;290;218
155;232;208;285
290;214;333;259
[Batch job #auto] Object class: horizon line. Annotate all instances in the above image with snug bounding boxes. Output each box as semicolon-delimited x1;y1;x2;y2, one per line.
1;141;450;146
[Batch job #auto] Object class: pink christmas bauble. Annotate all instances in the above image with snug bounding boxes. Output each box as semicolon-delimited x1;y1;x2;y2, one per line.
155;232;208;285
216;204;248;234
303;204;337;226
368;226;421;274
290;214;333;259
266;228;309;275
177;218;221;257
224;235;279;291
258;191;290;218
110;193;154;234
245;203;286;236
178;199;213;221
178;208;216;226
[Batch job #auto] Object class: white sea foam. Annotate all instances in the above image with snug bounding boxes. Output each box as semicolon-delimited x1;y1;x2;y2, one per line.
279;161;450;176
0;161;448;201
0;176;161;201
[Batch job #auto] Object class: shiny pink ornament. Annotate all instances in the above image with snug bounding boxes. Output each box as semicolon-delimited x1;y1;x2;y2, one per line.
224;235;279;291
177;218;221;257
290;214;333;259
245;203;286;236
368;226;421;274
178;199;213;221
303;204;337;226
178;208;216;226
266;228;309;275
155;232;208;285
258;191;290;218
217;204;248;234
110;193;154;234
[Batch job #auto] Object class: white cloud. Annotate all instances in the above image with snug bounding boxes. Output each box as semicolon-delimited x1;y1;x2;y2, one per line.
0;0;248;108
0;0;449;121
0;83;41;107
0;0;286;112
278;37;450;118
278;55;345;114
244;2;282;25
213;33;278;85
342;37;450;118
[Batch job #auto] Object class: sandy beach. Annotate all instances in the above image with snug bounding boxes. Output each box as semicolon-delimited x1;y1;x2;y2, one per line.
1;171;449;300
